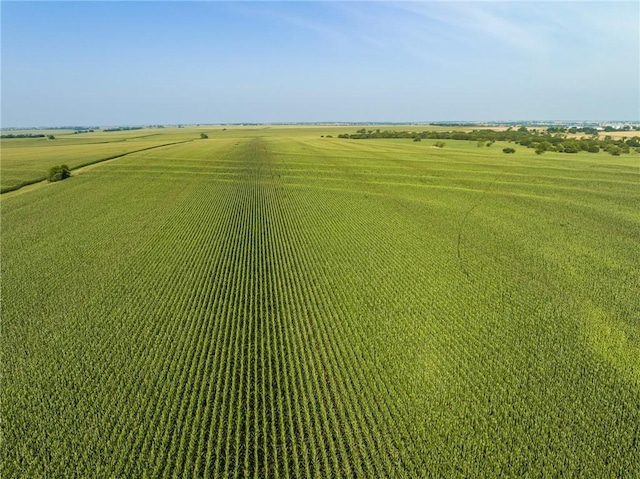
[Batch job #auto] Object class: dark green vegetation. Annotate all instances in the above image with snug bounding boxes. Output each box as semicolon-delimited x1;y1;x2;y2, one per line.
46;164;71;182
1;133;46;139
2;127;639;477
103;126;144;132
338;127;640;155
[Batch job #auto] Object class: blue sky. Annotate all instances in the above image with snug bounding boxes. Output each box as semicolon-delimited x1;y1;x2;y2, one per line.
2;1;638;126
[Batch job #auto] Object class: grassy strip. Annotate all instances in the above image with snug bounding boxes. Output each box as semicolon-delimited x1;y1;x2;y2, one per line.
0;176;47;194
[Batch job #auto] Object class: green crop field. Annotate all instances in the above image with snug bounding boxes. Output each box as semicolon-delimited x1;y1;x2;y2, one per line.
0;128;199;192
2;127;639;477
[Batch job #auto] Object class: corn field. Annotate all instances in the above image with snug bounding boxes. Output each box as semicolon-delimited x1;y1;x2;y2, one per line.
2;130;639;477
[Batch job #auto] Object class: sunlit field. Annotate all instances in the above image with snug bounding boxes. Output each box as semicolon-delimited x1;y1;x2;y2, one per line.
2;126;639;477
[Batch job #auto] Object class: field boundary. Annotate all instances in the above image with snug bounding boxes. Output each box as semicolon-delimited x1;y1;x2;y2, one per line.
0;139;195;196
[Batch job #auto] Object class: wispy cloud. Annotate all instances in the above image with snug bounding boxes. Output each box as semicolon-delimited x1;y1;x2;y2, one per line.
3;0;637;125
228;2;352;46
387;2;548;56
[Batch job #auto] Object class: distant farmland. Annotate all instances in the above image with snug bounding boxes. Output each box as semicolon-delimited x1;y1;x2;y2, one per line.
2;126;639;477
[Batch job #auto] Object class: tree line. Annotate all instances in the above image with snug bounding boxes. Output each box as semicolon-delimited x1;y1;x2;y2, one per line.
337;127;639;156
1;133;46;139
103;126;143;132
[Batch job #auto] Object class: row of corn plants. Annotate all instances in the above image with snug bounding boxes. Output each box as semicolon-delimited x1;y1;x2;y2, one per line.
2;133;639;477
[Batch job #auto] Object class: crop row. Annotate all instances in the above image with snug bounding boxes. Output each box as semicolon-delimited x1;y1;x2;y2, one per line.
2;135;639;477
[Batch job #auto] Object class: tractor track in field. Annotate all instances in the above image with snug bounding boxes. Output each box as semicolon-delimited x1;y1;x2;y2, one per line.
456;167;511;278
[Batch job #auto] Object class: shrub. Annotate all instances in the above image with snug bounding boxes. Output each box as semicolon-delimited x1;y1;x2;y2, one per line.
502;148;516;154
434;141;445;148
608;146;621;156
200;133;208;139
47;165;71;182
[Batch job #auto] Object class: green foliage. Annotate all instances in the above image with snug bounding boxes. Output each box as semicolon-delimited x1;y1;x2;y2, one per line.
46;164;71;182
0;133;46;139
434;141;445;148
503;147;516;154
608;146;621;156
200;133;208;139
627;137;640;147
103;126;143;132
338;127;638;156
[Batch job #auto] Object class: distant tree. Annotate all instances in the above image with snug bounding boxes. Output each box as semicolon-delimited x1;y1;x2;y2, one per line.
607;146;621;156
434;141;445;148
47;135;56;140
200;133;208;139
536;141;556;153
413;137;421;142
502;147;516;154
563;144;579;153
47;165;71;182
